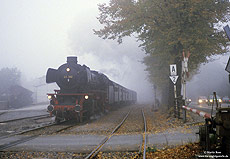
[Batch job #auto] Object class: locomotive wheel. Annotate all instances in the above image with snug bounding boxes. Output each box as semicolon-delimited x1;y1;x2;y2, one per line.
55;111;62;124
55;117;61;124
83;111;90;121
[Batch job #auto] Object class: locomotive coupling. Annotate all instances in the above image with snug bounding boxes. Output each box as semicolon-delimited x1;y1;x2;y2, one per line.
47;105;54;112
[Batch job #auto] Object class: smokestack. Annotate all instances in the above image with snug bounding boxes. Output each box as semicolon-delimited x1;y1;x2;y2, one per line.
67;56;78;64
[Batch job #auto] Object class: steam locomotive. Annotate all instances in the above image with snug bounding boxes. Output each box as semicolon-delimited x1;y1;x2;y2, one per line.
46;56;137;122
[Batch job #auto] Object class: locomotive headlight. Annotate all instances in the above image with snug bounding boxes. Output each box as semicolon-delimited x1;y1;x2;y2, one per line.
66;67;71;72
47;95;52;100
84;95;89;100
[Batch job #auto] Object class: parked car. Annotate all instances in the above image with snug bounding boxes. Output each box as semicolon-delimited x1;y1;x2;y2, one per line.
197;96;208;104
222;96;230;104
207;95;222;106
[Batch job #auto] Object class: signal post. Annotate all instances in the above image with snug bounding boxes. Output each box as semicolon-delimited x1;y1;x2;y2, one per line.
169;64;179;118
181;51;190;122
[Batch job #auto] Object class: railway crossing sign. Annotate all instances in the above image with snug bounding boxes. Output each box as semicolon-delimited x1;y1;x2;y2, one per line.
169;64;178;84
170;64;177;76
169;75;179;84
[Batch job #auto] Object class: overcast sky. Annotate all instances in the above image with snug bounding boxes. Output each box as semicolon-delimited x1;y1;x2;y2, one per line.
0;0;229;103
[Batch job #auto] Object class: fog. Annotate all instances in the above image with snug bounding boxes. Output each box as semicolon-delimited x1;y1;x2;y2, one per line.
187;54;230;101
0;0;154;103
0;0;229;104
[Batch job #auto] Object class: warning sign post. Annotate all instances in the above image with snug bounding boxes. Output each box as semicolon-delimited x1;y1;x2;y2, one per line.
169;64;179;118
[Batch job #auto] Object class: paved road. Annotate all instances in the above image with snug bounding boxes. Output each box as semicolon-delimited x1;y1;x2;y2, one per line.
1;132;198;153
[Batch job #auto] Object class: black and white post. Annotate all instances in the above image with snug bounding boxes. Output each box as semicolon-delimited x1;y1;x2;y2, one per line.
169;64;179;118
182;51;190;122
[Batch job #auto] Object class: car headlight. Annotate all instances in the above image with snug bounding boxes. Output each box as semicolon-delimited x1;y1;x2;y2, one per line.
210;99;213;102
198;99;202;103
219;99;222;102
206;100;208;102
47;95;52;100
188;99;191;102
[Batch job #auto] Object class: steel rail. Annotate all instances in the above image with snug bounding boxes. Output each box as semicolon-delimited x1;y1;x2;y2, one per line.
0;114;51;123
142;108;147;159
0;112;7;116
134;108;147;159
85;110;131;159
0;122;56;140
0;121;76;151
132;108;147;159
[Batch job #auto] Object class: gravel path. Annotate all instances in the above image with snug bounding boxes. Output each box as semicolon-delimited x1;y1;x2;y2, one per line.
114;105;144;135
59;105;133;135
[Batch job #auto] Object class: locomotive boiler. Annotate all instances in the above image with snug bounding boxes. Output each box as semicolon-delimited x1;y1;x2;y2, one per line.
46;56;137;123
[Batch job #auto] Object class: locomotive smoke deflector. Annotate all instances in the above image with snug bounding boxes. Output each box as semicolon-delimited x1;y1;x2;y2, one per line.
46;68;58;83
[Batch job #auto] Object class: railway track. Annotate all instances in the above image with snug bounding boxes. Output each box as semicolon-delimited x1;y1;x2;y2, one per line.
85;107;148;159
141;109;147;159
0;111;7;116
0;106;133;152
132;108;147;159
0;121;77;151
0;114;51;124
85;110;131;159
